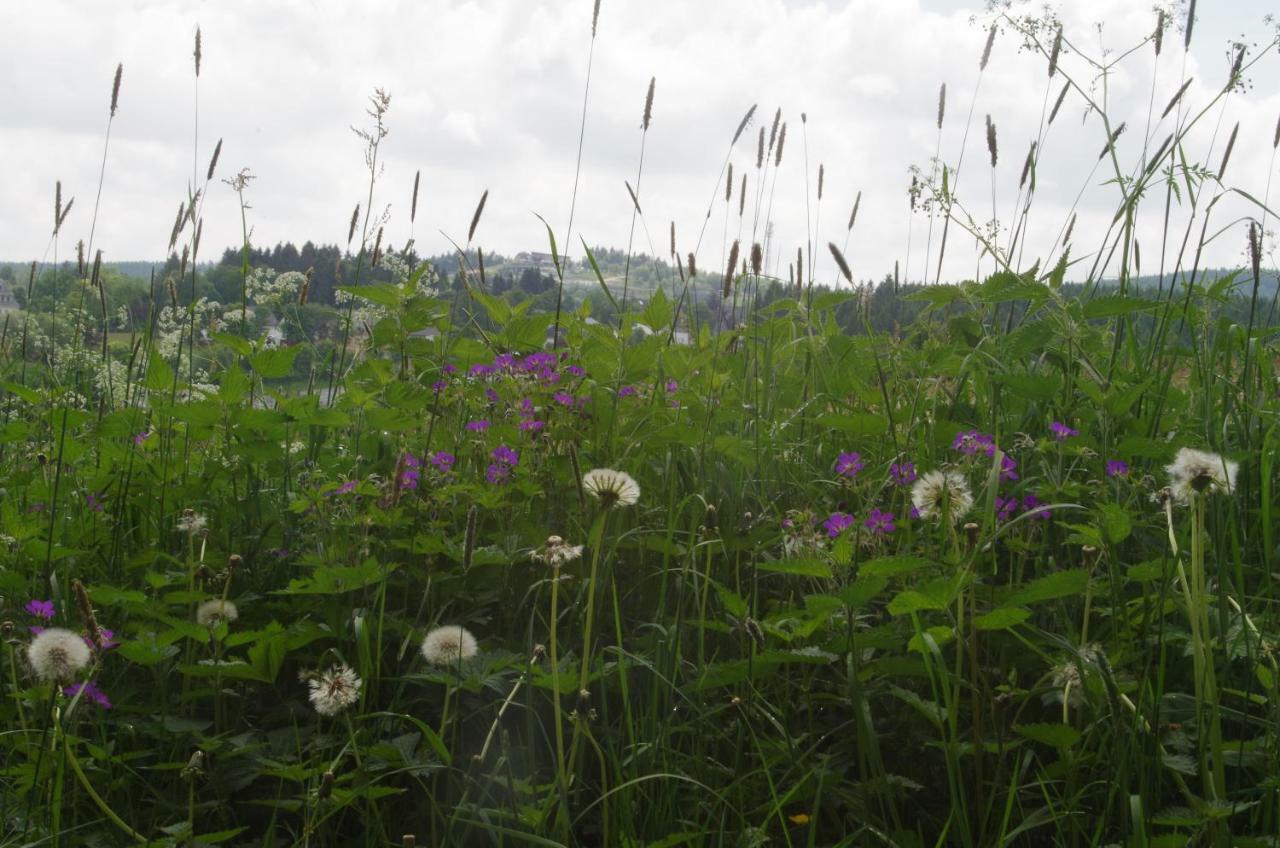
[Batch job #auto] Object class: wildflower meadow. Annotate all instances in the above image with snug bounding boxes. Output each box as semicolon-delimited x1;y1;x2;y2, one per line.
2;2;1280;846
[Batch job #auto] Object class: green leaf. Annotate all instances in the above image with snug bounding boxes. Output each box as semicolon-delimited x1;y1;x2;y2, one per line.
579;240;619;312
1016;723;1081;749
859;555;932;578
838;575;888;608
973;607;1030;631
1082;295;1158;319
1097;503;1132;544
817;413;889;438
757;557;832;578
887;589;948;616
250;346;300;379
143;352;175;392
1003;569;1089;607
693;649;837;691
274;558;400;595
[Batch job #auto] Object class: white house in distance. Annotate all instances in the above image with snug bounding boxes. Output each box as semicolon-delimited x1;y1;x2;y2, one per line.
0;279;19;312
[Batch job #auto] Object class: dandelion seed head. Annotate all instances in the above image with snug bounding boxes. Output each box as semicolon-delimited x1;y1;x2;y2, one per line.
196;599;239;629
307;664;362;716
910;470;974;524
28;627;92;683
421;625;479;666
1166;447;1237;505
581;468;641;509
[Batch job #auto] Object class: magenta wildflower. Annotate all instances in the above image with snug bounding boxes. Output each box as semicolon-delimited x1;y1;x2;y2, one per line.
133;431;150;446
431;380;448;392
442;364;458;376
618;385;637;398
469;363;495;378
1106;459;1129;477
1049;421;1079;441
823;512;855;538
333;480;358;496
63;680;112;709
553;392;575;406
465;420;490;433
566;365;585;377
492;445;519;465
909;506;922;520
1000;455;1019;482
518;419;545;432
429;452;455;474
953;429;996;457
485;388;501;404
995;496;1018;522
835;452;864;478
864;508;896;535
1023;493;1050;520
26;600;55;620
86;492;104;512
399;468;421;490
889;462;917;486
84;628;117;651
666;379;678;393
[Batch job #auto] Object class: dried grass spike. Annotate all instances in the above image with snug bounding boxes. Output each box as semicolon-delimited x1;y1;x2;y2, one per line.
725;163;733;203
1160;78;1193;119
774;123;787;167
591;0;601;37
194;26;202;77
1154;10;1166;56
936;83;946;129
848;191;861;230
1049;25;1062;77
1048;81;1070;125
467;189;488;244
768;107;781;152
756;126;765;169
979;24;997;71
750;243;762;276
1184;0;1196;49
206;138;222;182
985;115;997;167
642;76;655;131
731;104;757;146
723;240;739;297
687;252;697;277
1217;122;1239;181
110;63;122;116
828;242;853;283
347;204;360;245
411;170;421;224
817;164;824;201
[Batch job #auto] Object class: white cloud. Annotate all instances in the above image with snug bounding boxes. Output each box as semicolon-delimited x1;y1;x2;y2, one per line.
1;0;1276;288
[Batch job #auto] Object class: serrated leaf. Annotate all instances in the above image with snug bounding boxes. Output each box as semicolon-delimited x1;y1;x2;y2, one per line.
1003;568;1089;607
1016;723;1081;749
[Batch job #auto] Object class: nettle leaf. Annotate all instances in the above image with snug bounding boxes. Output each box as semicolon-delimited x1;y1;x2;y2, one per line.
1003;568;1089;607
1016;723;1081;749
692;649;838;691
859;555;932;578
1082;295;1158;319
839;574;888;608
1097;503;1132;543
973;607;1030;631
757;557;832;578
274;558;400;595
250;346;300;379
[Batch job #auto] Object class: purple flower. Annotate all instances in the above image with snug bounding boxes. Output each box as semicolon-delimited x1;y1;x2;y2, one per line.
399;468;421;490
1049;421;1079;442
781;518;795;530
1106;459;1129;477
465;420;490;433
566;365;585;377
823;512;855;538
518;419;545;432
494;353;516;369
909;506;922;520
492;445;519;466
1000;455;1019;482
27;503;46;514
835;452;864;479
86;493;104;512
553;392;575;406
953;429;996;457
431;380;448;392
618;385;637;398
889;462;917;486
665;379;678;393
468;363;495;378
85;628;118;651
404;454;422;469
333;480;358;496
63;681;111;709
995;496;1018;522
442;364;458;376
429;452;456;474
864;508;896;535
133;431;150;446
1023;493;1050;520
519;398;536;417
485;388;501;404
26;599;55;620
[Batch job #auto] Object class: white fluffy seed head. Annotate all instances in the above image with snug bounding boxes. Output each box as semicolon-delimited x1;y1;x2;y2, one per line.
420;625;479;666
1165;447;1237;505
308;664;362;716
28;628;92;683
196;599;239;629
581;468;641;509
911;470;974;524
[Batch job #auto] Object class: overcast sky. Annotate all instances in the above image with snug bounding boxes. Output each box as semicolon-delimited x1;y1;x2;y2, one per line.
2;0;1277;285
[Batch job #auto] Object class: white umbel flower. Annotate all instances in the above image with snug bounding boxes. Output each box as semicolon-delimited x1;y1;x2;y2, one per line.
581;468;641;509
1166;447;1238;505
420;625;479;666
911;470;974;524
196;599;239;629
28;628;92;683
307;664;363;716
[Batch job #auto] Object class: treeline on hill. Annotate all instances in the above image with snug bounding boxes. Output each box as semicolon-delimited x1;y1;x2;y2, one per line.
2;243;1276;349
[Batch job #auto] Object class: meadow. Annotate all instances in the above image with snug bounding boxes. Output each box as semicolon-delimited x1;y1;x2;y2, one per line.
2;3;1280;846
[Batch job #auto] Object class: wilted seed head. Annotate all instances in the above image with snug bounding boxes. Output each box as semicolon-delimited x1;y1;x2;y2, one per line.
347;204;360;245
1049;80;1070;125
402;837;416;848
738;173;747;217
90;251;102;293
642;76;655;130
731;103;757;146
28;628;92;683
817;164;824;200
774;122;787;167
167;277;179;307
1184;0;1196;49
57;196;73;234
1217;122;1239;181
911;470;974;524
963;522;980;550
756;126;765;169
1049;25;1062;77
307;664;362;716
169;203;186;251
194;26;202;77
724;240;740;297
1166;446;1237;504
421;625;479;666
318;771;334;800
1020;142;1036;188
687;252;697;278
768;107;781;153
206;138;222;182
179;244;190;280
110;63;122;116
979;24;997;70
537;535;584;568
828;242;853;284
750;243;762;276
467;189;488;244
1154;9;1165;56
848;191;861;231
936;83;946;129
985;115;998;167
909;174;918;212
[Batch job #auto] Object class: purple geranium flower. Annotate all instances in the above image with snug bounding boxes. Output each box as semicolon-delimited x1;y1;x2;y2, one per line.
63;681;111;709
1000;455;1019;482
429;452;455;474
1023;493;1050;520
133;431;150;446
465;420;490;433
665;379;678;393
26;599;55;620
864;508;896;535
333;480;358;496
553;392;575;406
518;419;544;432
835;452;864;478
953;429;996;457
889;462;917;486
823;512;855;538
1106;459;1129;477
492;445;519;466
995;496;1019;522
566;365;585;377
618;385;637;398
1049;421;1079;441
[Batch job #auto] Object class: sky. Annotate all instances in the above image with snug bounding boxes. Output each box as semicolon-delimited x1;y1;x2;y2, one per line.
1;0;1277;286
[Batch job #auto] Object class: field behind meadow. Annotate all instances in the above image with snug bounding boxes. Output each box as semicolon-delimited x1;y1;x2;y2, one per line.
3;4;1280;846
